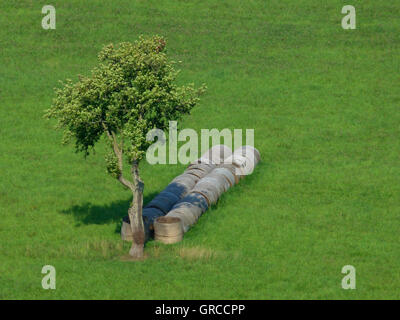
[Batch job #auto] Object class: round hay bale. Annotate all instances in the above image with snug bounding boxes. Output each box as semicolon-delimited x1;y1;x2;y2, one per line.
191;145;232;165
207;171;232;192
188;163;217;172
172;173;199;185
224;154;252;177
172;173;199;186
232;146;260;175
192;181;220;205
234;154;255;175
164;177;196;199
154;233;183;244
233;147;257;169
181;192;209;212
121;220;133;241
172;201;203;219
167;208;197;227
199;176;226;195
142;216;153;242
215;144;233;161
194;156;215;165
202;144;232;165
145;191;180;214
180;211;197;226
122;208;164;242
185;163;216;179
238;145;261;164
154;216;183;236
166;212;190;232
163;183;188;199
190;190;213;207
121;214;153;243
218;163;241;184
185;168;207;179
142;207;165;225
187;162;216;172
154;216;183;244
212;167;235;187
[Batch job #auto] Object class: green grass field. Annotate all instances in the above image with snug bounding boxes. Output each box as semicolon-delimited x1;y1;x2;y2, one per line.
1;0;399;299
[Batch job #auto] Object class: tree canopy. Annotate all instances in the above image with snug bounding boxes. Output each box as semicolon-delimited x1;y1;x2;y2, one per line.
46;35;205;167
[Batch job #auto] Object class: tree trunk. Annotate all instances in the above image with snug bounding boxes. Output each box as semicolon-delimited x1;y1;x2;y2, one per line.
128;161;145;259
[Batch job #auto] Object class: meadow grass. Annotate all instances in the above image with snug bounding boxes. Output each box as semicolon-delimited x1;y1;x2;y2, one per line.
0;0;399;299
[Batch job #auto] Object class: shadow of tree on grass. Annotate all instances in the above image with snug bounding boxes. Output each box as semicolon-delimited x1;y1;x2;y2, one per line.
61;192;159;232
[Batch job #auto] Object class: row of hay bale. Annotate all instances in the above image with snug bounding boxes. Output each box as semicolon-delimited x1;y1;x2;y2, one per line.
121;145;230;241
122;145;260;243
158;145;260;238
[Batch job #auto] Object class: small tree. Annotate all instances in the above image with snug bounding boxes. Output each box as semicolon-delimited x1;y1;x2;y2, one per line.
45;36;205;258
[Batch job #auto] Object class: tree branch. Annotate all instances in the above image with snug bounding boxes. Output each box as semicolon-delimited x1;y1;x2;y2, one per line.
102;122;135;191
131;160;144;189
